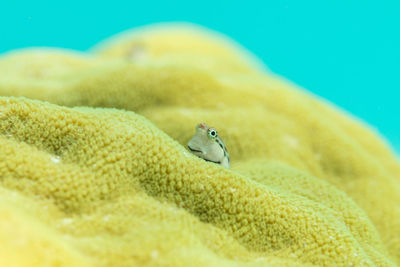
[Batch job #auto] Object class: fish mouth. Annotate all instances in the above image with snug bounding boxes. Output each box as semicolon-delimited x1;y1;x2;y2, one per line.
187;146;221;164
187;145;202;153
203;158;221;164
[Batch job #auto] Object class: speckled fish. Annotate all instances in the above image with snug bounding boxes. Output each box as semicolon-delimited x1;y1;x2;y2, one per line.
187;123;230;168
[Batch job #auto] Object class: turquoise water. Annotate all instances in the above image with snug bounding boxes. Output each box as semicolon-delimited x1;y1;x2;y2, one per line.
2;0;399;153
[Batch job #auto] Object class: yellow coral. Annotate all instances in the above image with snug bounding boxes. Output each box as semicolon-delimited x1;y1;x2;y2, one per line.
0;23;399;266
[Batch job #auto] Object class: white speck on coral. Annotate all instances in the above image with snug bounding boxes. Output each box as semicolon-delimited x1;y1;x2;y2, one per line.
63;234;73;240
129;45;148;62
216;102;227;109
329;236;334;240
16;237;27;246
183;151;190;157
103;215;111;222
61;218;73;225
230;188;237;193
178;109;192;116
51;156;61;163
151;250;159;259
282;135;299;148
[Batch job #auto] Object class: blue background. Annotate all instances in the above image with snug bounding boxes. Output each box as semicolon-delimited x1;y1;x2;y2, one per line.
1;0;399;154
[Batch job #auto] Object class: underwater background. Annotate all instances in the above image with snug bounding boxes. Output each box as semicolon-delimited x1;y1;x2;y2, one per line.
2;0;399;153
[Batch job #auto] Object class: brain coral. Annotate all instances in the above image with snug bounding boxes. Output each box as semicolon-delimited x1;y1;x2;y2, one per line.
0;23;399;267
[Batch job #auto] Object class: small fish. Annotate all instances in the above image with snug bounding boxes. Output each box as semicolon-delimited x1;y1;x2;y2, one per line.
187;123;230;168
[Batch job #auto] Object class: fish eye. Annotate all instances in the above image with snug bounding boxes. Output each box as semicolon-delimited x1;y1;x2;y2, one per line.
208;129;217;138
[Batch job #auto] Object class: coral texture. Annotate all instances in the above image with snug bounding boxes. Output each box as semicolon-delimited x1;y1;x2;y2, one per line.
0;24;399;266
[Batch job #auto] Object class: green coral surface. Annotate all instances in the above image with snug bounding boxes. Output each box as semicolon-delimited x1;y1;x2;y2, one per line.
0;23;399;266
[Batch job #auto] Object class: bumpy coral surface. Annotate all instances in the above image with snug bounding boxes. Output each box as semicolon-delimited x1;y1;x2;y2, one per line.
0;23;399;266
